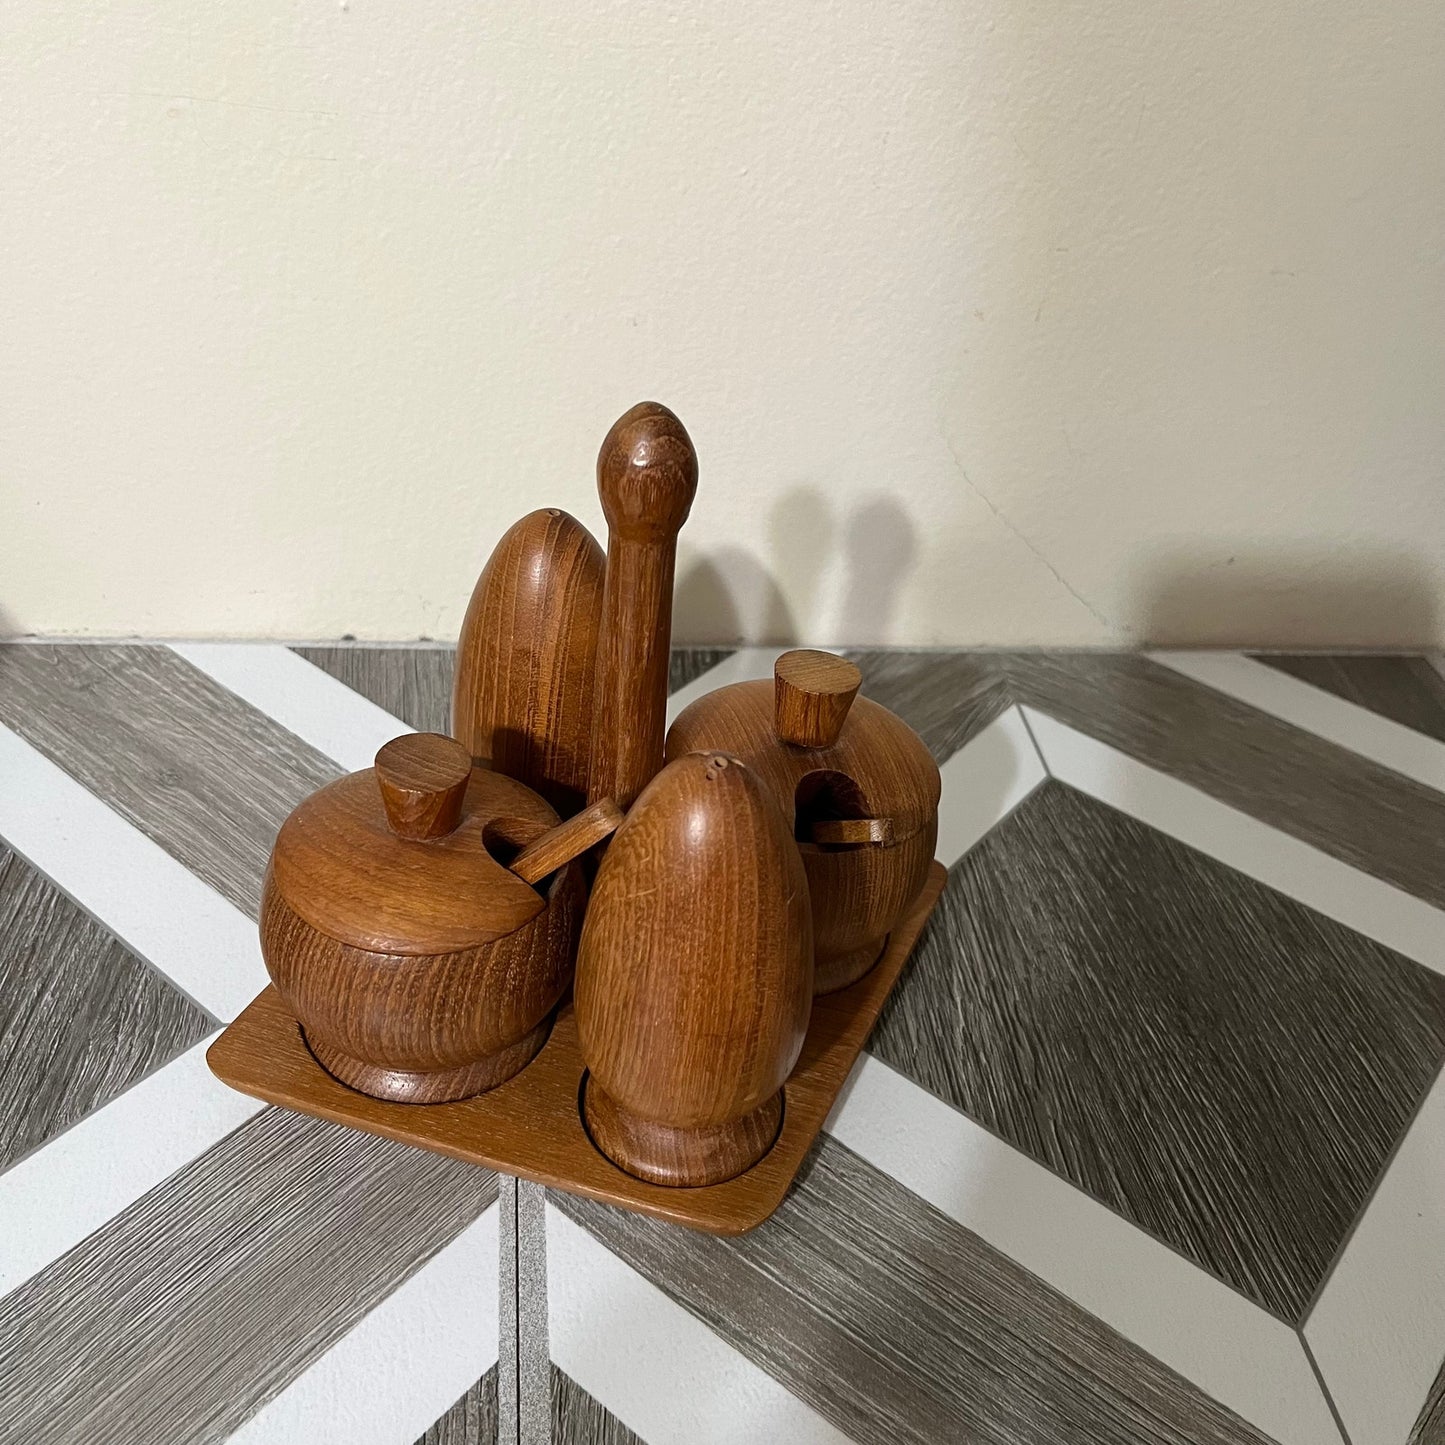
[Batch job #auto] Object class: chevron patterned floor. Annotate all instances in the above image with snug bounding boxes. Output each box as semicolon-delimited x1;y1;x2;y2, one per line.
1;642;1444;1445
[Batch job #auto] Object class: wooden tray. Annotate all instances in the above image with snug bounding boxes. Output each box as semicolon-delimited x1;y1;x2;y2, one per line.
208;860;945;1235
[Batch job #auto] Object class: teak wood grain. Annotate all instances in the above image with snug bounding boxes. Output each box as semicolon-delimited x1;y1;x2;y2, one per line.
453;508;605;818
263;735;591;1104
773;649;862;748
208;862;946;1235
374;732;473;840
587;403;698;811
667;651;941;994
509;798;623;886
575;752;814;1186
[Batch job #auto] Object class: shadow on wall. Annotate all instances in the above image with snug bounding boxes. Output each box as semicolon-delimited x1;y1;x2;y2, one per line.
1131;546;1440;650
677;513;1440;651
674;487;917;647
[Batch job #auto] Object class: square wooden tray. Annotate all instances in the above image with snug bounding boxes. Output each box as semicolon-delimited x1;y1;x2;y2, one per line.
208;860;945;1235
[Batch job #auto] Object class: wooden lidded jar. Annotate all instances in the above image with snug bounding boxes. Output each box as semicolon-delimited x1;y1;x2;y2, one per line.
574;751;813;1187
261;733;586;1103
665;650;940;994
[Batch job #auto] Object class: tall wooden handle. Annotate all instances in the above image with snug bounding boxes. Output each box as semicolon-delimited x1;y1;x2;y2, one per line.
587;402;698;809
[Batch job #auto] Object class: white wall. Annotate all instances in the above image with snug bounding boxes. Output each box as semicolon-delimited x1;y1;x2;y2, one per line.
2;1;1442;647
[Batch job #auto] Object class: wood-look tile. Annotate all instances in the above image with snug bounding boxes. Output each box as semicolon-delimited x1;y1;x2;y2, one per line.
417;1368;500;1445
553;1139;1273;1445
0;1108;496;1445
668;647;734;694
552;1368;644;1445
293;645;456;734
1005;652;1445;910
0;844;215;1171
1253;654;1445;744
846;649;1009;763
292;645;734;735
0;644;338;919
872;780;1445;1320
1412;1358;1445;1445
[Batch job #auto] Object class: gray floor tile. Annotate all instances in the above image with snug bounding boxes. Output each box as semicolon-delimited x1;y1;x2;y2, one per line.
1005;652;1445;911
554;1139;1272;1445
417;1368;500;1445
848;649;1010;762
1413;1357;1445;1445
0;844;215;1171
0;644;338;919
552;1368;643;1445
1254;653;1445;743
872;780;1445;1319
293;644;735;735
293;644;456;734
0;1108;496;1445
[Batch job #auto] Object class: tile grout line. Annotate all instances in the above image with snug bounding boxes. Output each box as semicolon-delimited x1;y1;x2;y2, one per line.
1298;1329;1356;1445
1015;701;1055;780
498;1176;520;1445
518;1180;551;1445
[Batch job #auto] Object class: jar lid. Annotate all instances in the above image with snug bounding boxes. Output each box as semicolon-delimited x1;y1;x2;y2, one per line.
270;733;558;957
665;671;939;842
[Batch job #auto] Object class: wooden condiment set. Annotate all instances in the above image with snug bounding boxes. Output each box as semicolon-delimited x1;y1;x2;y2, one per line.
260;401;940;1188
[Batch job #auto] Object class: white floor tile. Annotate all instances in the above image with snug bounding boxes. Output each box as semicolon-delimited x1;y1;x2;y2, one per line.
0;1036;262;1299
1022;706;1445;977
225;1203;499;1445
827;1054;1341;1445
170;642;407;773
1152;651;1445;794
547;1204;853;1445
0;722;266;1020
935;705;1047;865
664;647;777;729
1305;1066;1445;1445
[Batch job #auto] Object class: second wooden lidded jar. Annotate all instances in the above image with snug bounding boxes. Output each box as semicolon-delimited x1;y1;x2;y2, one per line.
667;648;941;994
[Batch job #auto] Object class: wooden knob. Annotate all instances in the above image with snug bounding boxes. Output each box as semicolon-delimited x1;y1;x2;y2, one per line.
595;402;698;543
774;650;861;748
375;733;472;840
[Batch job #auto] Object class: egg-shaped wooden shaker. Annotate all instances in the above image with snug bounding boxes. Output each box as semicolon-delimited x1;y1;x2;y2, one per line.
575;751;813;1186
666;650;940;994
453;508;605;817
261;733;609;1103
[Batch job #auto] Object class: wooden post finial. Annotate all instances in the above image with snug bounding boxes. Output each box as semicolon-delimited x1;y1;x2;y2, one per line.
588;401;699;811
